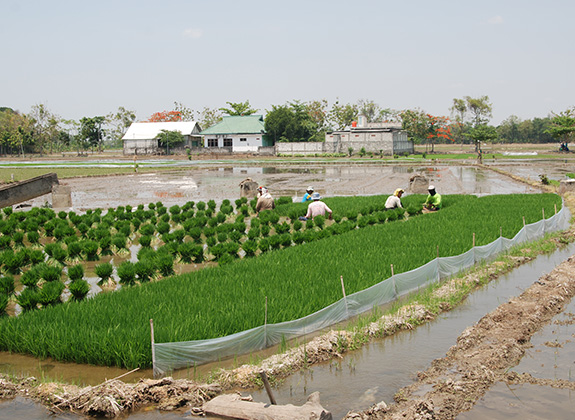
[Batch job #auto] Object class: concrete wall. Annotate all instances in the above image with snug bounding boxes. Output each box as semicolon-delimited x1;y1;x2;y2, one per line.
275;142;324;155
203;134;264;152
123;139;158;155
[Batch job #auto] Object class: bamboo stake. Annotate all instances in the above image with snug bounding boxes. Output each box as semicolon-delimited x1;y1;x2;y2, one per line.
523;216;526;227
555;203;557;215
340;275;346;299
150;319;157;378
391;264;397;297
436;245;439;259
472;232;476;248
264;296;268;347
542;208;545;220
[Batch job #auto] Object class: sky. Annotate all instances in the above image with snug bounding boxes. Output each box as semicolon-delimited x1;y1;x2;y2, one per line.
1;0;574;126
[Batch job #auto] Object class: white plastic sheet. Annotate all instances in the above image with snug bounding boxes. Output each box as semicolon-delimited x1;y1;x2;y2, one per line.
153;205;571;376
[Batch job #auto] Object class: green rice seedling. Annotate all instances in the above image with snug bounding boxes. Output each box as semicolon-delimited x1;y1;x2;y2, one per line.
191;245;204;263
250;197;258;211
292;219;303;231
157;206;168;217
0;275;15;296
314;216;326;229
293;231;305;244
148;202;156;210
159;213;170;224
131;218;142;231
68;280;90;302
37;280;65;306
161;233;173;243
16;288;38;312
188;227;203;243
305;219;314;230
234;198;243;209
304;230;317;243
220;205;233;215
169;205;181;216
276;196;292;206
196;201;206;211
28;249;44;266
41;265;63;283
139;235;152;247
269;235;282;250
242;240;258;257
99;237;112;256
258;237;270;253
135;260;155;283
117;261;136;286
12;231;24;247
261;225;271;237
94;262;114;285
240;205;250;217
137;246;156;262
67;264;84;282
81;240;100;261
207;200;217;211
119;225;132;238
216;212;227;224
229;231;243;243
27;231;40;245
156;254;174;277
139;224;155;236
20;270;40;289
58;211;67;220
2;207;12;217
77;223;89;237
67;241;83;260
207;217;218;228
217;232;228;243
0;236;12;250
247;227;260;240
0;294;8;316
111;235;128;252
206;236;217;247
157;222;170;235
172;229;185;243
275;222;290;234
178;242;196;263
250;217;261;229
280;233;292;248
218;253;234;265
346;210;358;221
2;251;26;275
209;243;226;260
226;242;240;258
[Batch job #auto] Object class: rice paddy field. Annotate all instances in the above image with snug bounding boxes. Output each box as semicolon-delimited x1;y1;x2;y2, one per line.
0;192;562;369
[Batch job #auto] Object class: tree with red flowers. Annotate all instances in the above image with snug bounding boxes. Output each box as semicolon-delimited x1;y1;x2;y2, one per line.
147;110;182;122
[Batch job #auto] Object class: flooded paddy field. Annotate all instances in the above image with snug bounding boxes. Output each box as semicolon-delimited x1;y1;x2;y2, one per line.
1;158;575;419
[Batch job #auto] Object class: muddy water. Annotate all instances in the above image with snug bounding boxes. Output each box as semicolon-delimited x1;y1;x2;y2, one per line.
24;163;541;211
459;275;575;420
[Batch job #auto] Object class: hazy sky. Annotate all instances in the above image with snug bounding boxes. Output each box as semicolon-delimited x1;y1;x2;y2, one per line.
1;0;574;125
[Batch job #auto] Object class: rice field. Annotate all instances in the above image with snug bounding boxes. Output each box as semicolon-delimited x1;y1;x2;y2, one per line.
0;193;562;368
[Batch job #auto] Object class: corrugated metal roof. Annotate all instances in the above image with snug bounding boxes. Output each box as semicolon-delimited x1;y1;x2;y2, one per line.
122;122;201;140
200;115;265;135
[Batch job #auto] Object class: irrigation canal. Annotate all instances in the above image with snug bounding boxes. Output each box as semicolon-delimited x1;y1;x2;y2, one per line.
1;243;574;419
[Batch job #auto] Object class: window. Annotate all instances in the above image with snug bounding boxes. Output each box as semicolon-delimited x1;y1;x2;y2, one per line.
223;138;233;147
207;138;218;147
240;138;247;142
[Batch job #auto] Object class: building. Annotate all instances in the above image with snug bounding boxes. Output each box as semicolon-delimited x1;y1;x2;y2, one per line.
200;115;272;152
122;121;202;155
275;119;413;156
325;120;413;155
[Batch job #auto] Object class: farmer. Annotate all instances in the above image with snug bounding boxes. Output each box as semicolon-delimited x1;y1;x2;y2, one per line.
385;188;404;210
304;192;332;220
424;185;442;211
301;186;314;203
256;187;275;214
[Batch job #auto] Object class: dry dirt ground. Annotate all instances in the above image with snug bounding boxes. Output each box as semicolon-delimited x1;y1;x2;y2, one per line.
1;163;575;419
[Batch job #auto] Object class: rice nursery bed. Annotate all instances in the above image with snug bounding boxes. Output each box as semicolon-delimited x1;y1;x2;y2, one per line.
0;193;562;369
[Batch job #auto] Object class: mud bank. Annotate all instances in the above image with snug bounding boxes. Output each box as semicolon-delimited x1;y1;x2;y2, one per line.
344;254;575;419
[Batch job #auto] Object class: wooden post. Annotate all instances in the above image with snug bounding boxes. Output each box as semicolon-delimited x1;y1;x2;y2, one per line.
542;208;545;220
436;245;439;259
523;216;526;227
500;226;502;237
150;319;157;378
555;204;557;215
264;296;268;347
391;264;397;297
340;275;346;299
472;232;476;248
259;371;277;405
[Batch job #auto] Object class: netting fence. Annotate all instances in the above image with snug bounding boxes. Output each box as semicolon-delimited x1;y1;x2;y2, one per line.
153;204;571;377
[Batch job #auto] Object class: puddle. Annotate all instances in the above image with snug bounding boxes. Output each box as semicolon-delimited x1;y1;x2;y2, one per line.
457;382;575;420
22;164;540;211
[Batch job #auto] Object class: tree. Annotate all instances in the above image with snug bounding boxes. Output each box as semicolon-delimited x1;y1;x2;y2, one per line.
107;106;136;147
79;116;106;153
156;130;184;155
0;109;34;155
357;99;385;123
197;106;223;130
264;101;315;142
219;100;258;116
328;100;358;130
497;115;522;143
451;96;493;151
468;124;498;153
147;110;182;122
546;109;575;146
306;99;329;142
449;98;467;143
30;103;60;155
400;108;428;145
173;102;196;121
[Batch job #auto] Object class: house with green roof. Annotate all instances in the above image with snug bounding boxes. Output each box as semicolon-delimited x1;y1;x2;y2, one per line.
200;115;273;152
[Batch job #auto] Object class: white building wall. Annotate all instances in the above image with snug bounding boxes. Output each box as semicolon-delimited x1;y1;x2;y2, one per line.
204;134;263;152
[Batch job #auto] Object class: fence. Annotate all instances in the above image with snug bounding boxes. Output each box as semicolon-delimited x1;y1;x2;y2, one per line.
152;204;571;376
